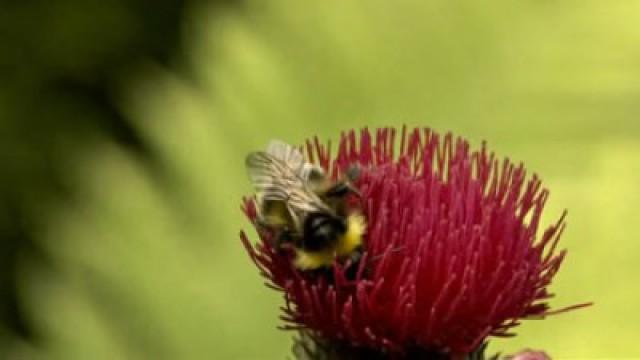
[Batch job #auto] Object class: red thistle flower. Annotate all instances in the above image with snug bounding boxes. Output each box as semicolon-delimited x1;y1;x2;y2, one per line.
241;127;590;358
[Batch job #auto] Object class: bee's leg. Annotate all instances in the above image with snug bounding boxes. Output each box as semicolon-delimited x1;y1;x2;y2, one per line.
344;248;364;280
277;228;298;250
325;182;362;199
345;164;360;182
309;266;335;283
263;226;293;253
310;252;362;283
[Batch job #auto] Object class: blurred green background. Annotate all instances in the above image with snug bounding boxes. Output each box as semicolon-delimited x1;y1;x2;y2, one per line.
1;0;639;358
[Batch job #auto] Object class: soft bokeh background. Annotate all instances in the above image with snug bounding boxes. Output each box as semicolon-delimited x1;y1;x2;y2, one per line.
1;0;639;358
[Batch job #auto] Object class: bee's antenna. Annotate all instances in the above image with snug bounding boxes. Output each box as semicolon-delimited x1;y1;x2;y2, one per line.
347;184;363;199
370;246;406;262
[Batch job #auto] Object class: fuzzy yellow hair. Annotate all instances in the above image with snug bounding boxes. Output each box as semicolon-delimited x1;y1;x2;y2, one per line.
294;214;366;270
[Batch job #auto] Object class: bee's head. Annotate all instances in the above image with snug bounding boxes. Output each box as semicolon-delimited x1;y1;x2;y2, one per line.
321;165;361;198
301;212;347;251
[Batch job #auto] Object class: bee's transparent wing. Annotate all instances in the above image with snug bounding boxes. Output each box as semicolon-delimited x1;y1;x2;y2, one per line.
245;151;330;217
266;139;326;183
266;139;305;173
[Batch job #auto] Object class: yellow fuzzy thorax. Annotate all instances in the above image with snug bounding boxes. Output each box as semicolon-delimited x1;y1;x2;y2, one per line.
294;214;366;270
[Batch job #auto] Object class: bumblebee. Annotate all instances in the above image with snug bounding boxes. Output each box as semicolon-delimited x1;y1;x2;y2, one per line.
246;140;365;270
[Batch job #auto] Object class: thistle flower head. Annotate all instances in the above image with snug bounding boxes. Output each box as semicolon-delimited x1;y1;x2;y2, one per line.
241;127;590;357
